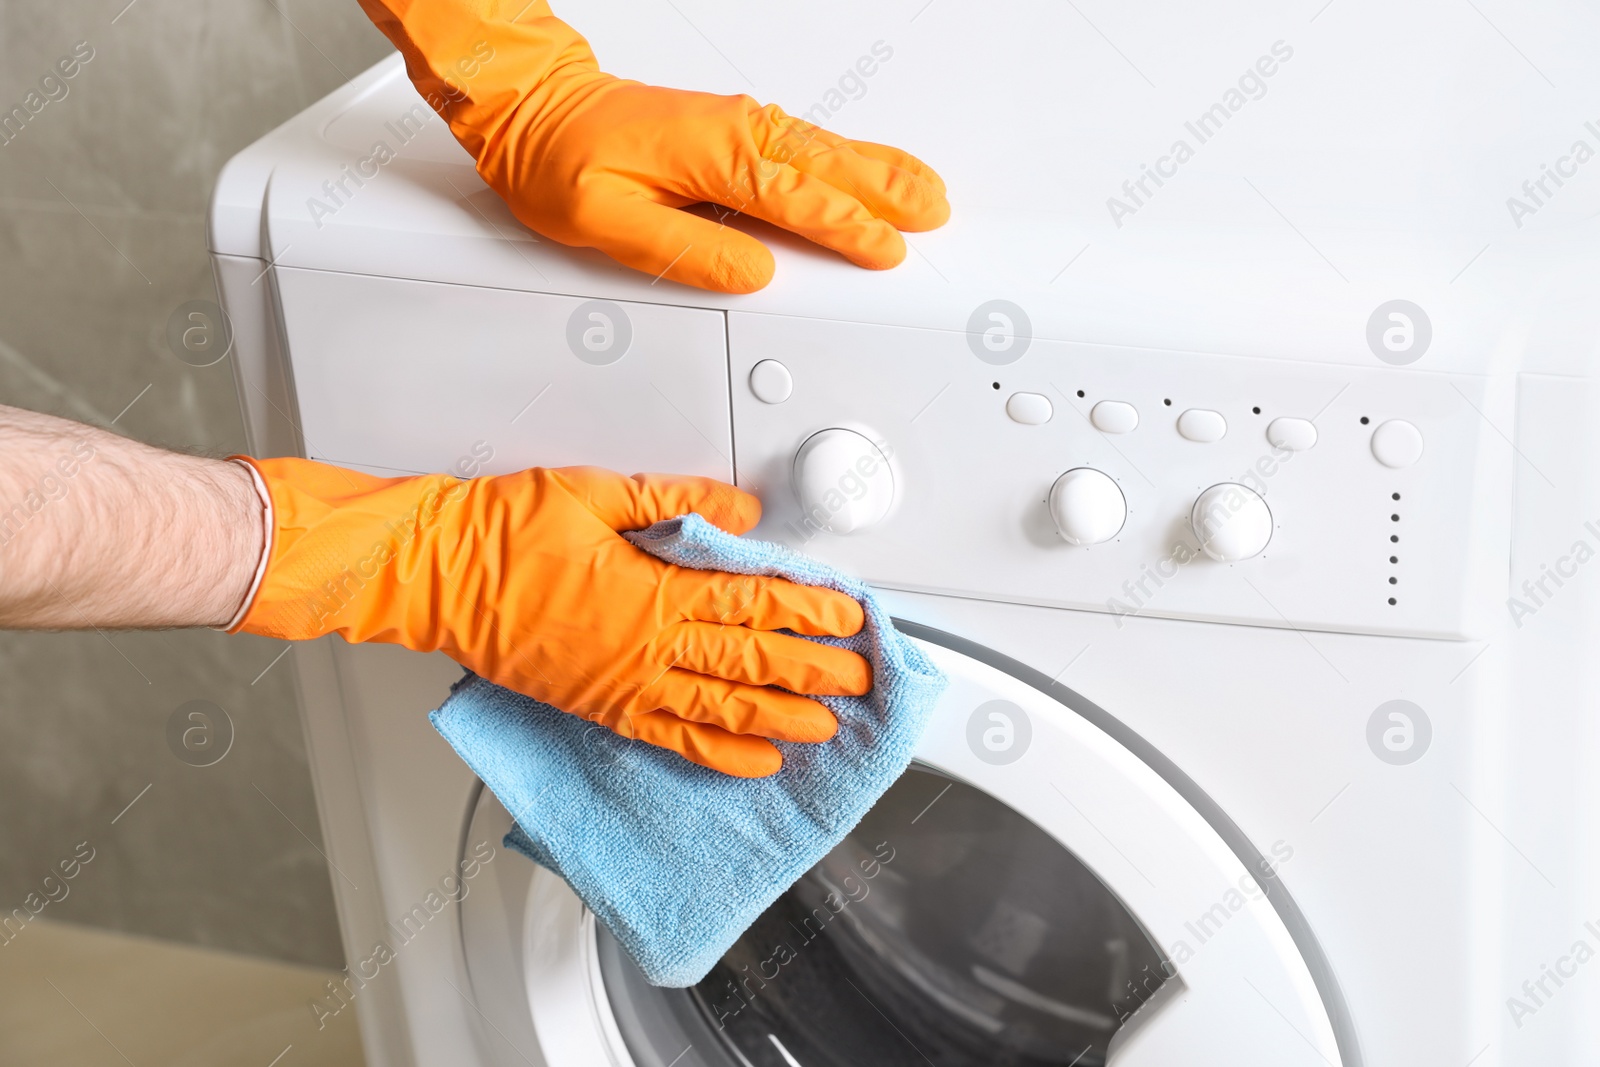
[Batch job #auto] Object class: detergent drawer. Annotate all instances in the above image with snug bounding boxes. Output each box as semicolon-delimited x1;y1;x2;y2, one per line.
272;267;733;481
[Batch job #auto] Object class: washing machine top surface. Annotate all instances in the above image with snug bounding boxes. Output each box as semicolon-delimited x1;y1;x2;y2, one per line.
211;0;1600;375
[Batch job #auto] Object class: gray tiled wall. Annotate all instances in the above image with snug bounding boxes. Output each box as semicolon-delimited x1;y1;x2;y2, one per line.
0;0;396;969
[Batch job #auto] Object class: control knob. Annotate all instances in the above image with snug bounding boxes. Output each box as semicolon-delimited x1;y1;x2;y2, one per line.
791;429;894;534
1190;483;1273;561
1048;468;1126;546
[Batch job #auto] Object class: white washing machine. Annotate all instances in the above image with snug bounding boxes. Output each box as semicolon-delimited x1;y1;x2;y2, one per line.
210;4;1600;1065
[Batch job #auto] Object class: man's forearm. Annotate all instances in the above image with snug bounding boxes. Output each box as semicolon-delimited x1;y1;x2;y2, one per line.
0;405;265;629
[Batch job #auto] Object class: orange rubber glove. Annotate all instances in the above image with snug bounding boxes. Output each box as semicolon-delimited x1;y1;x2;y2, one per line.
231;458;871;778
357;0;950;292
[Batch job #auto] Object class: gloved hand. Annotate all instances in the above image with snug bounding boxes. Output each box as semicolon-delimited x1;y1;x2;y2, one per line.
357;0;949;292
231;458;870;777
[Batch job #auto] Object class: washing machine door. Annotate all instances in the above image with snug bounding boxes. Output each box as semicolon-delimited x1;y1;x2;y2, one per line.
459;629;1351;1067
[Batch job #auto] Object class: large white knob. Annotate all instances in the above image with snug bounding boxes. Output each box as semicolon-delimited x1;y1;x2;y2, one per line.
1190;483;1273;562
1048;468;1126;546
791;429;894;534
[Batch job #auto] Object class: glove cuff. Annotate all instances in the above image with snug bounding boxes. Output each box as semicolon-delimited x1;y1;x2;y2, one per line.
357;0;600;164
229;455;468;643
218;456;275;633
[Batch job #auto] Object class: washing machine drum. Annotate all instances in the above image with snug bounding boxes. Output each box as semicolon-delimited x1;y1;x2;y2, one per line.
461;636;1348;1067
602;766;1167;1067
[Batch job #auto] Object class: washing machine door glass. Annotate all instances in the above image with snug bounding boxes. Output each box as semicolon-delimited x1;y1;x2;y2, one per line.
600;765;1169;1067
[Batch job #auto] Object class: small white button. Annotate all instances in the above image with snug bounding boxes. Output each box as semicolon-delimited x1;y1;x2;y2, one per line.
1090;400;1139;434
749;360;793;404
1371;419;1423;468
1005;392;1052;425
1177;408;1227;443
1266;417;1317;451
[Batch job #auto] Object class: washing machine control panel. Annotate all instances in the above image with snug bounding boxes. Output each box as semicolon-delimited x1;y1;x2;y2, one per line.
730;312;1506;639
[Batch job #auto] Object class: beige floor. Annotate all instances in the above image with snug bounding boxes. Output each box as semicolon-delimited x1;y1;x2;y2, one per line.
0;919;365;1066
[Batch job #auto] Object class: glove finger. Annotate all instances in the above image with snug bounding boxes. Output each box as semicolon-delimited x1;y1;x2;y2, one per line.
751;110;948;232
578;188;775;293
822;137;949;200
786;146;949;233
548;468;760;534
625;710;784;778
645;669;840;743
749;104;948;193
655;621;872;696
709;153;905;271
675;570;866;637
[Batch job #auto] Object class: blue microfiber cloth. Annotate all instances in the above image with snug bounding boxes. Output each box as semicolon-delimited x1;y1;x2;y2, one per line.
429;512;947;987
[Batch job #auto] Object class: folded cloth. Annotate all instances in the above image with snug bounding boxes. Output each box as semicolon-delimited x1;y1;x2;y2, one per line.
429;512;947;987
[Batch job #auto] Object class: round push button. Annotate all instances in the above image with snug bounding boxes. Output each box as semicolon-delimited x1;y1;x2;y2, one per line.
1371;420;1423;468
1090;400;1139;434
1266;417;1317;451
1177;408;1227;443
749;360;793;404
